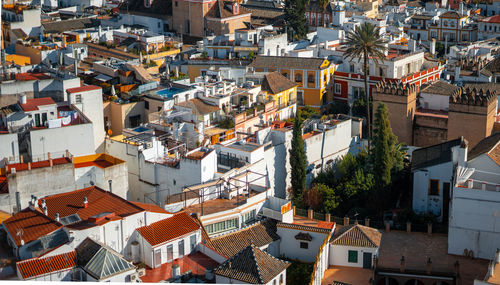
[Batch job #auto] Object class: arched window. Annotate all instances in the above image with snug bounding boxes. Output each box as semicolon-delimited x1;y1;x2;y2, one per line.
295;73;302;83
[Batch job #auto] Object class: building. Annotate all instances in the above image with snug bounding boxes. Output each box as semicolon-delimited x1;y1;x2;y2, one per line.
260;72;298;121
448;133;500;260
66;86;106;152
411;137;467;222
329;224;381;269
373;81;498;147
214;244;290;284
478;15;500;41
172;0;251;38
334;49;443;103
428;11;477;43
248;56;335;106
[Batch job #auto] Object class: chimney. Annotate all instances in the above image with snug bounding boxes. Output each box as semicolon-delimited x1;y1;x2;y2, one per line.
41;199;46;208
400;256;406;273
426;258;432;275
27;162;31;170
20;155;23;164
48;152;53;167
65;149;69;157
55;213;60;222
20;95;27;105
83;197;88;208
408;39;416;52
108;180;113;193
43;206;48;216
430;38;436;55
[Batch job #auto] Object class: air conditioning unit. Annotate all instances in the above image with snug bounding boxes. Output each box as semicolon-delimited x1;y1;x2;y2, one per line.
137;268;146;277
130;274;137;281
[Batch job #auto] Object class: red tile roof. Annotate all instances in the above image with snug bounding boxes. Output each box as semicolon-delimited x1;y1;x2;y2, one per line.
131;201;172;215
3;208;62;247
6;157;72;174
15;73;51;81
20;97;56;112
482;14;500;23
39;186;144;228
17;251;77;279
66;85;102;93
137;212;200;246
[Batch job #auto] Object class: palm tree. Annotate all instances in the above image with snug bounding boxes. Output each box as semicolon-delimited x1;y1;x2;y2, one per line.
344;22;387;149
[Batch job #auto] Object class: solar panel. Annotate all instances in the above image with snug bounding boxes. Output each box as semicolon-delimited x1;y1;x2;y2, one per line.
60;213;82;225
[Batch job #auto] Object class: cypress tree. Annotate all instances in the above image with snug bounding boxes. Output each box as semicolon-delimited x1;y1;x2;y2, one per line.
284;0;309;39
372;103;396;188
290;111;307;205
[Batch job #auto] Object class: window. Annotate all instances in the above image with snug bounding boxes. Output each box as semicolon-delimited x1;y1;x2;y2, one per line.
350;63;355;73
335;83;341;94
295;73;302;83
353;87;365;99
307;74;315;84
34;113;41;127
175;1;178;6
41;113;47;126
280;274;284;285
206;218;238;234
429;179;439;196
129;115;141;128
300;242;308;249
348;250;358;263
158;22;161;28
75;94;82;104
190;234;197;252
167;244;173;262
244;209;256;224
158;106;162;112
431;31;436;38
145;101;149;110
178;240;185;257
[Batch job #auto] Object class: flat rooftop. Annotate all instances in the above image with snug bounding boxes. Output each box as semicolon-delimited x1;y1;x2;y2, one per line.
321;266;373;285
73;153;125;169
292;215;335;230
184;190;261;216
377;231;489;284
225;141;262;152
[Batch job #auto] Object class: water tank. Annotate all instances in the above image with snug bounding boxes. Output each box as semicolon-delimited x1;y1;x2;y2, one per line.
131;241;140;263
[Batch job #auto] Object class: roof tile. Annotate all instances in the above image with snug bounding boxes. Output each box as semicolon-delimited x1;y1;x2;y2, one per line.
137;212;200;246
4;209;62;247
17;251;77;279
330;224;382;248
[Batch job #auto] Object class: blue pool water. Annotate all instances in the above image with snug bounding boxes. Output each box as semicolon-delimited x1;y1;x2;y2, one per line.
156;87;184;98
133;126;149;132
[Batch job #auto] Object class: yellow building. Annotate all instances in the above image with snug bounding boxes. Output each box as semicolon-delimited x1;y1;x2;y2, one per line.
261;72;298;120
249;56;335;107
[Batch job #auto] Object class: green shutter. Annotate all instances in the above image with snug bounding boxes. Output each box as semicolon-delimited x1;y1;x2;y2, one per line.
348;250;358;263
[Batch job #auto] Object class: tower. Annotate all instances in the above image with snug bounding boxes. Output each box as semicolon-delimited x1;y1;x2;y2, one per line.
372;80;418;145
332;4;345;27
448;87;497;148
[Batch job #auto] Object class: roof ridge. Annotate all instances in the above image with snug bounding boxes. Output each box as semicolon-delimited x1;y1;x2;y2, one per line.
250;244;265;284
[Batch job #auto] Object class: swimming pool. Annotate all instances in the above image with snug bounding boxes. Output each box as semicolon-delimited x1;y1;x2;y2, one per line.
133;126;149;132
156;87;185;98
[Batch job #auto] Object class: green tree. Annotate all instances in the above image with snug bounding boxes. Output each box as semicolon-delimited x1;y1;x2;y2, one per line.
290;111;307;206
372;103;396;188
284;0;309;39
344;22;387;149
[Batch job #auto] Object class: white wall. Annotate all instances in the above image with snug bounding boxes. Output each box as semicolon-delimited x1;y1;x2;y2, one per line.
448;186;500;260
0;133;19;167
68;88;105;152
277;227;330;263
141;230;201;268
29;123;95;159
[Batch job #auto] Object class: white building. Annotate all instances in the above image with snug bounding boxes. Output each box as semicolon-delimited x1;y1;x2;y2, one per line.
329;224;381;269
411;137;468;222
448;133;500;260
66;85;106;152
478;15;500;41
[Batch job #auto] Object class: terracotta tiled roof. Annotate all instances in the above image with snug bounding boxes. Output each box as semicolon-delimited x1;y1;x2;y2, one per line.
66;85;102;93
17;251;77;279
211;219;279;258
176;98;220;116
482;14;500;23
249;55;329;70
20;97;56;112
214;244;290;284
261;72;298;95
39;186;144;229
206;0;252;19
330;224;381;248
277;222;333;234
131;201;172;215
3;208;63;246
468;132;500;165
137;212;200;246
440;11;466;19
